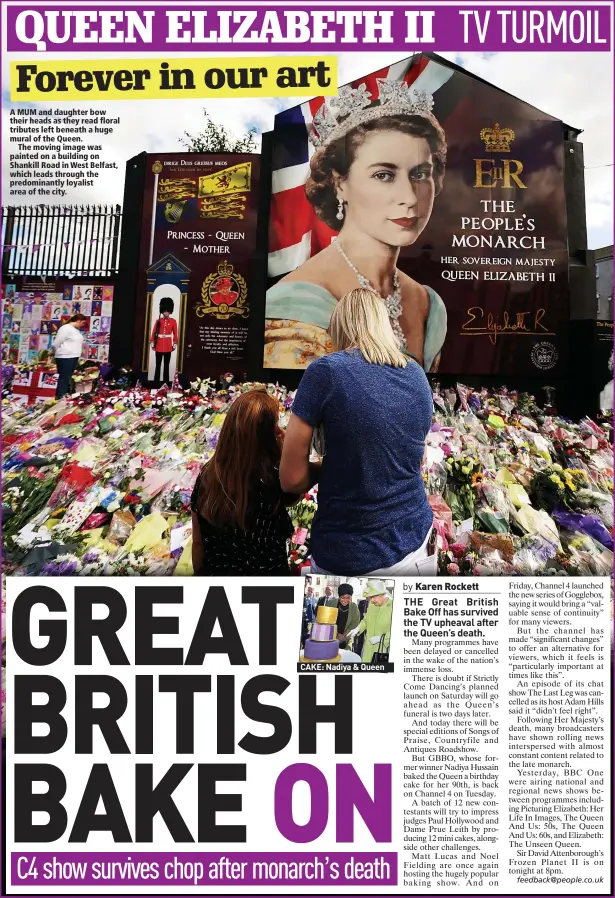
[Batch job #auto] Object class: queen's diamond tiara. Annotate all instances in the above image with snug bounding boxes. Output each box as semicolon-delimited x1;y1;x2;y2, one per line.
310;78;437;148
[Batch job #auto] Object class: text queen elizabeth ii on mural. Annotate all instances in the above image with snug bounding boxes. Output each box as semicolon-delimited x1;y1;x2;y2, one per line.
264;78;448;372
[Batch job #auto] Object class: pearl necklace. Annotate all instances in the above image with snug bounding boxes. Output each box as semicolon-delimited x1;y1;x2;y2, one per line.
333;238;406;350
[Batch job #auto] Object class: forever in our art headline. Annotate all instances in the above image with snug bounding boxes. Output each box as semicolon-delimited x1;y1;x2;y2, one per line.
10;57;337;100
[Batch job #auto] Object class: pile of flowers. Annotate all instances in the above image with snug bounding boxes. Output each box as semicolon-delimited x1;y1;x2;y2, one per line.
2;376;613;582
427;383;613;577
2;376;297;581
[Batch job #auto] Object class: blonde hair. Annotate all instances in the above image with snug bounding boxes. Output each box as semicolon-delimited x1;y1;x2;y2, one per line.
329;288;408;368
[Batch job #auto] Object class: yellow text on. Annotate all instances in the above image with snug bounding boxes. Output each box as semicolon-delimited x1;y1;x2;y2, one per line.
10;56;337;101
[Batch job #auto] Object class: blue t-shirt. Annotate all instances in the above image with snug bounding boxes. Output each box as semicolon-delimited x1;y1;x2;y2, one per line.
291;349;434;575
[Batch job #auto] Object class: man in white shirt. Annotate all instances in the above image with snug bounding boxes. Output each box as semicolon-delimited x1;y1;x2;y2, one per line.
52;313;87;398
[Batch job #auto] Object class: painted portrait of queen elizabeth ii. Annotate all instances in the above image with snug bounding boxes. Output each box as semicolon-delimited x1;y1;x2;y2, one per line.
264;76;448;372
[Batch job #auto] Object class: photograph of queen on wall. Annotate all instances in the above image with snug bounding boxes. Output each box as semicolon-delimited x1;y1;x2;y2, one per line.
264;79;448;372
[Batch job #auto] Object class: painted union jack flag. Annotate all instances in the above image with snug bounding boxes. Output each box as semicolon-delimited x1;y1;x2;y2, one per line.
267;54;456;279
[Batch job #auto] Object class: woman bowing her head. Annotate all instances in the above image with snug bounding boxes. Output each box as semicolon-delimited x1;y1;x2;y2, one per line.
191;389;298;576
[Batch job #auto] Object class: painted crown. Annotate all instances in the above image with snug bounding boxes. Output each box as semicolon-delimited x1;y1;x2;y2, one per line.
309;78;437;149
480;123;515;153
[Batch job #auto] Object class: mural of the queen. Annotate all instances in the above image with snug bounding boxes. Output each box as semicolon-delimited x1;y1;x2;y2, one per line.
264;79;448;372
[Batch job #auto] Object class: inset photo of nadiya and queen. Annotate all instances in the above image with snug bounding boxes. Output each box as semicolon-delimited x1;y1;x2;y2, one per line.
299;576;395;671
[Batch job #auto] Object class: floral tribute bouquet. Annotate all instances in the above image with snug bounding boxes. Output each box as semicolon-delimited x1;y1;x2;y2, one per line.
437;542;478;575
288;492;317;573
291;495;317;534
444;453;483;523
529;466;588;513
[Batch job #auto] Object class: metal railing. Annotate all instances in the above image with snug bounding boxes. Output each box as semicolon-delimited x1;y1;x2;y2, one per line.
1;204;122;278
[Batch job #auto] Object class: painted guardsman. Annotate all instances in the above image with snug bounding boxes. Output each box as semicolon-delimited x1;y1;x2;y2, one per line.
150;296;178;386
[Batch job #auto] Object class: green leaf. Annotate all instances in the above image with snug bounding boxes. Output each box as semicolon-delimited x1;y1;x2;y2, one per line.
179;108;258;153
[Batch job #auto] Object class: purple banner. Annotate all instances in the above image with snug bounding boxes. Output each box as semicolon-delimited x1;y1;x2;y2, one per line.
6;6;612;53
11;852;398;887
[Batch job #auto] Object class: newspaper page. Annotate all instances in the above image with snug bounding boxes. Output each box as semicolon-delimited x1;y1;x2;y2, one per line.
1;1;614;896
